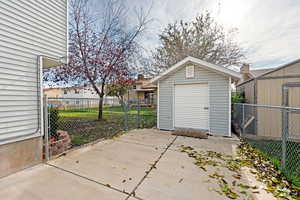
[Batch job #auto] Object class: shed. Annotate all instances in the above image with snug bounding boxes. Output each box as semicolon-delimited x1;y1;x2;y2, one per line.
151;56;241;136
237;58;300;139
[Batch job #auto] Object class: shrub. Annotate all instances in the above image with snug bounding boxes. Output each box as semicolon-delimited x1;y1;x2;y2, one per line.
49;107;60;139
232;92;245;104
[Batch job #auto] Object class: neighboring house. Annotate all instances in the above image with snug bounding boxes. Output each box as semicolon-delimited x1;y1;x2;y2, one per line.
43;88;64;107
43;88;64;98
44;86;118;107
128;74;157;104
237;59;300;139
44;86;99;99
44;75;157;107
151;56;241;137
62;86;99;99
0;1;68;177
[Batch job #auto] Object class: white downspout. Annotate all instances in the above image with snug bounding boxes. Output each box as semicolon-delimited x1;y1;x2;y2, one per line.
38;56;44;137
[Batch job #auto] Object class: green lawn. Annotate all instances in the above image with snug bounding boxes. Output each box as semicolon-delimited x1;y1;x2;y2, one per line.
50;106;156;147
60;106;155;119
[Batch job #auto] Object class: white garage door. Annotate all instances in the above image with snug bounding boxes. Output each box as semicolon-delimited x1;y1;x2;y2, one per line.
174;84;209;130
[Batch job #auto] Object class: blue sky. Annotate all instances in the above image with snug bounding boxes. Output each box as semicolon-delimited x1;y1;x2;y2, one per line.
93;0;300;70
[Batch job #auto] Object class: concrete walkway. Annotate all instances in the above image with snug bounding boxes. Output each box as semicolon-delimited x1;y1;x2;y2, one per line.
0;129;274;200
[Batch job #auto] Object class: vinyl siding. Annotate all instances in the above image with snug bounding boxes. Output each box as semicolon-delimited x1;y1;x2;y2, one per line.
158;62;230;136
0;0;68;143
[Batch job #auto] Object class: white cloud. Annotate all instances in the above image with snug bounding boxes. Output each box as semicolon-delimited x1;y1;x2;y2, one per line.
94;0;300;69
228;0;300;69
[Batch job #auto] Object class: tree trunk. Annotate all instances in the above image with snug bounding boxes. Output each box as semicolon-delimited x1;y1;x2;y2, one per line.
119;96;126;112
97;83;106;121
98;96;104;120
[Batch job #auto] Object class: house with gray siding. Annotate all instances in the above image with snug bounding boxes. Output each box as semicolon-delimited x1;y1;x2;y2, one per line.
151;56;241;137
0;0;68;177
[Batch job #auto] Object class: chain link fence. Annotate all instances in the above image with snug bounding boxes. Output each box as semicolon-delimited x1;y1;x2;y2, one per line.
232;103;300;185
44;97;156;159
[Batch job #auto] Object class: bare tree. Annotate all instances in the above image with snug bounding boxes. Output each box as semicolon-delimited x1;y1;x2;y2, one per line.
46;0;151;120
127;48;160;78
153;12;244;70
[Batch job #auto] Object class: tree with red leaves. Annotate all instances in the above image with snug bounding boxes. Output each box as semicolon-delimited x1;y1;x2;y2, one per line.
107;77;134;110
45;0;151;120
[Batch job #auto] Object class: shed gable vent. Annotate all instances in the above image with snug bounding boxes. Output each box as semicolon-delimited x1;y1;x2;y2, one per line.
186;65;194;78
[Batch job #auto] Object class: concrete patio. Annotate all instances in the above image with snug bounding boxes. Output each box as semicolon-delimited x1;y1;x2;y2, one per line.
0;129;274;200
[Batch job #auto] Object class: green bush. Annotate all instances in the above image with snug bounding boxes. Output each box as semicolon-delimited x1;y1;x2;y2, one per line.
232;92;245;104
49;107;60;139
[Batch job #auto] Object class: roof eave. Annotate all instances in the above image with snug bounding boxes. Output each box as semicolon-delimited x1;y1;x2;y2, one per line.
150;56;241;84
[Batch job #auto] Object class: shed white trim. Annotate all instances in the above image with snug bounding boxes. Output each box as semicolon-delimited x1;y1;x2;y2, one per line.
151;56;241;83
157;81;160;129
228;77;232;137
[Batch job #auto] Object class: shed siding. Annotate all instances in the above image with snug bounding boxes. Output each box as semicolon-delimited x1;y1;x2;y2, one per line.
0;0;68;143
237;61;300;139
237;80;256;104
256;61;300;139
256;77;300;139
159;62;230;136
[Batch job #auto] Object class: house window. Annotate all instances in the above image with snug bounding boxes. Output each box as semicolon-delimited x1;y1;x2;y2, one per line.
133;85;137;89
186;65;194;78
64;90;67;94
75;90;79;94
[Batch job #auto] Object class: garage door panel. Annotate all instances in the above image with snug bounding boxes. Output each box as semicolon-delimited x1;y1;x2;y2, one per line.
174;84;209;130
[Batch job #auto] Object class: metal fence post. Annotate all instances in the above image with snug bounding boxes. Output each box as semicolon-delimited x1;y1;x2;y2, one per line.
43;95;50;161
242;104;245;137
137;98;141;128
124;102;128;130
281;107;288;169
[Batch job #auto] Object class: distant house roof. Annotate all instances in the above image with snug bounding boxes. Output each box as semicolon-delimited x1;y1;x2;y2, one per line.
150;56;241;83
237;58;300;87
43;87;78;91
249;68;275;78
135;77;157;90
43;88;62;91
